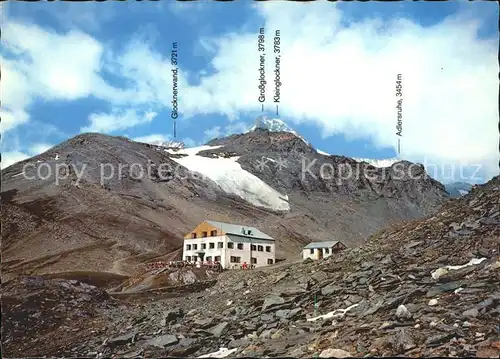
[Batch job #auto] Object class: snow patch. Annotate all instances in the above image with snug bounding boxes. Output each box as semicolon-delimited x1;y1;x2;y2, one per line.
307;303;359;322
198;348;238;358
169;146;289;212
353;157;400;168
316;149;331;156
431;258;487;280
458;189;469;196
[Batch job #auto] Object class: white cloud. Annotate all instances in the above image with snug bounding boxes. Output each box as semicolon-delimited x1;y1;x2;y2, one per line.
2;22;106;100
1;19;130;134
1;151;29;169
133;134;170;144
81;109;158;133
0;108;30;134
2;143;53;168
2;4;497;180
204;126;222;140
1;58;32;112
173;3;498;179
0;142;55;169
107;37;180;106
29;143;53;155
204;122;250;141
0;57;32;132
181;137;198;148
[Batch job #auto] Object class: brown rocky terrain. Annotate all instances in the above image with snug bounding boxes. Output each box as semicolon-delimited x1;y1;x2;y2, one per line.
1;130;448;281
2;175;498;358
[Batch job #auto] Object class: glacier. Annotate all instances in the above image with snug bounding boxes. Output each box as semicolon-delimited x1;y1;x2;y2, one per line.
166;145;290;212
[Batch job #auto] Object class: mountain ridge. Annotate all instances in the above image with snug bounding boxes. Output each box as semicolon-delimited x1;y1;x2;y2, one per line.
248;115;307;144
1;128;449;280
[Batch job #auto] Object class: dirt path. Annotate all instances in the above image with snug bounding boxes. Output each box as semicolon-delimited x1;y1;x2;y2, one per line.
110;247;182;276
110;256;134;276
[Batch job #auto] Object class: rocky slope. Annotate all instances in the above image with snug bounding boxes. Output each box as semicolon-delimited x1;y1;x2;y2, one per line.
2;126;448;280
2;176;498;358
206;129;446;212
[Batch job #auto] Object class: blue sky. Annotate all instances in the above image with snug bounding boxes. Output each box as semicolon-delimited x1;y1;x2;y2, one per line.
1;0;498;184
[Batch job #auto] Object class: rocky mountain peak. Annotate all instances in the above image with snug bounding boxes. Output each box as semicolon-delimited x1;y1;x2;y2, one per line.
251;115;291;131
248;115;309;145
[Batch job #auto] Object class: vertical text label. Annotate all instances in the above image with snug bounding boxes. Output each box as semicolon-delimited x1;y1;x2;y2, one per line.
273;30;281;104
395;73;403;154
171;42;179;124
257;28;266;104
395;73;402;137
